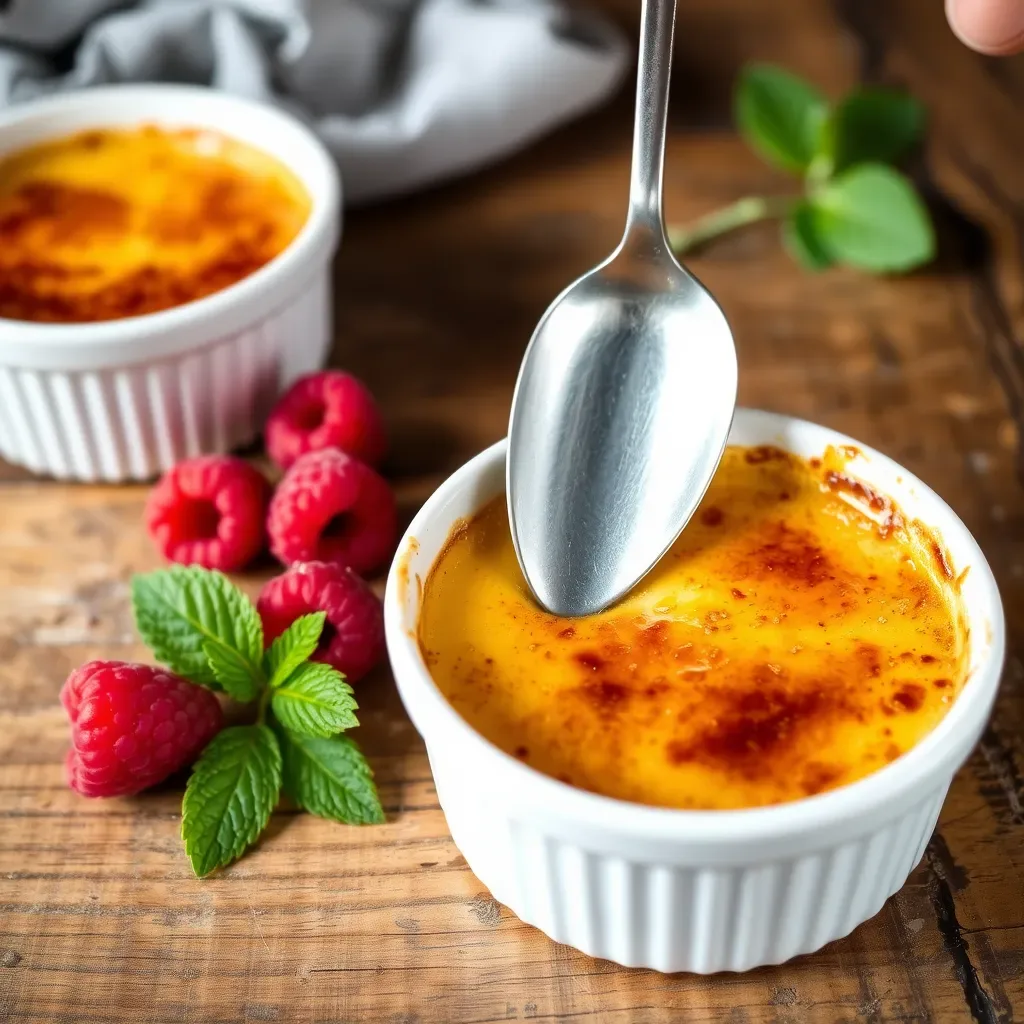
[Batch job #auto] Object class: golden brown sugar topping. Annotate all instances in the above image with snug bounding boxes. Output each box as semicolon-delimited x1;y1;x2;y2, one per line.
0;126;311;323
418;445;969;811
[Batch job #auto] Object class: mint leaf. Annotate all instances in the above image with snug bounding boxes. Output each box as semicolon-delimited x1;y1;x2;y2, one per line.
132;566;264;699
735;63;827;173
271;663;357;738
265;612;326;689
203;640;264;703
782;201;834;271
809;164;935;272
275;726;384;825
825;89;924;174
182;725;282;877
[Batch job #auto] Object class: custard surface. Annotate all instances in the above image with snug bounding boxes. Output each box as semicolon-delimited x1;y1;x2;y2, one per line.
418;446;968;810
0;126;310;322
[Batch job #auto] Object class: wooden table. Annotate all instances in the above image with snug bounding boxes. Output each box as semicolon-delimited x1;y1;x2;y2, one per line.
2;1;1023;1020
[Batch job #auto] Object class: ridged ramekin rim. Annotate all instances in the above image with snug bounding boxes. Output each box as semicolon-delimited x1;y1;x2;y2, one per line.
0;83;340;367
384;408;1006;846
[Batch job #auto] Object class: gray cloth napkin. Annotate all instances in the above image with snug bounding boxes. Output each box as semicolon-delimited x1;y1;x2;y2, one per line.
0;0;629;204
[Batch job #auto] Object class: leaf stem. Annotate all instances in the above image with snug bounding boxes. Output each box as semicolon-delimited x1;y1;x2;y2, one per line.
668;195;794;254
257;685;272;726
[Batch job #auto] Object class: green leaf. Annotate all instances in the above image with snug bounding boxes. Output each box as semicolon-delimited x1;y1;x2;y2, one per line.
181;725;282;877
782;201;834;271
809;164;935;272
132;566;264;700
275;726;384;825
271;662;357;738
825;89;925;174
202;640;264;703
735;63;828;173
265;612;326;689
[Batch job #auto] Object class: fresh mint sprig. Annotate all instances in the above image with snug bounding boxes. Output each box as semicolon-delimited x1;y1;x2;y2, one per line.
131;566;384;877
668;63;935;273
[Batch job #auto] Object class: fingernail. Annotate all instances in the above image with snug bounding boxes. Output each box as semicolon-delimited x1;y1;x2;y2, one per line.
947;0;1024;54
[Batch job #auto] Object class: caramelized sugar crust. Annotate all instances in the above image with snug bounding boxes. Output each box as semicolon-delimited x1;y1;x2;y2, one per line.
418;446;968;810
0;126;310;323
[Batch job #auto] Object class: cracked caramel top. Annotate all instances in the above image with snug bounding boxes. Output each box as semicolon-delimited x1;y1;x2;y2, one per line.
0;125;310;323
418;445;969;810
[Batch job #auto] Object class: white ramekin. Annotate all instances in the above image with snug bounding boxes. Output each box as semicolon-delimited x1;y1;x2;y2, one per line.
385;408;1005;973
0;85;340;481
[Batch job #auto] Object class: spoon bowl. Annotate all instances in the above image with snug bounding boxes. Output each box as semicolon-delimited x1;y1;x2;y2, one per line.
507;0;737;616
507;238;736;616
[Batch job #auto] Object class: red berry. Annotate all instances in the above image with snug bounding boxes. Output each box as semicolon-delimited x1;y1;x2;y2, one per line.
146;455;270;571
61;661;222;798
258;562;384;682
265;371;386;471
266;448;396;574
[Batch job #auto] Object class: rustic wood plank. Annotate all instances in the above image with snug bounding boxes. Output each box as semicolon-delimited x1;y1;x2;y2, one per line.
2;0;1023;1020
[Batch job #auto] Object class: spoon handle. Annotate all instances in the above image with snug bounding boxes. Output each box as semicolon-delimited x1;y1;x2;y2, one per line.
626;0;677;241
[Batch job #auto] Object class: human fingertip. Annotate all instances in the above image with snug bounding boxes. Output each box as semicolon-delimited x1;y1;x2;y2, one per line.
946;0;1024;55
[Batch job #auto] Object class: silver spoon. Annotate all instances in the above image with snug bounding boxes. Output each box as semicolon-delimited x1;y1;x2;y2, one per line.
506;0;737;617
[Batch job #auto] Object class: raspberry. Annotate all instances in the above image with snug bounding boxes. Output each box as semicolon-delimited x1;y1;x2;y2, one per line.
61;661;222;798
265;371;386;471
258;562;385;682
266;448;396;574
146;455;270;571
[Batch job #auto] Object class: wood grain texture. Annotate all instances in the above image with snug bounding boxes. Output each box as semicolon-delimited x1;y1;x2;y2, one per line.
2;0;1022;1020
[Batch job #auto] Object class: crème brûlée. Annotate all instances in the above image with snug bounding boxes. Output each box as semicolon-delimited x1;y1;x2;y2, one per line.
0;125;311;323
418;445;969;811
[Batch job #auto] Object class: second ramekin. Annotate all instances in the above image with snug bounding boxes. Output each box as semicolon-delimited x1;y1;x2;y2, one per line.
0;84;341;481
384;409;1004;973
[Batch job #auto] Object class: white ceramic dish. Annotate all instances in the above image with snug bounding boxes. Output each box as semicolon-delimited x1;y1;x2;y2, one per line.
385;408;1004;974
0;84;340;481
